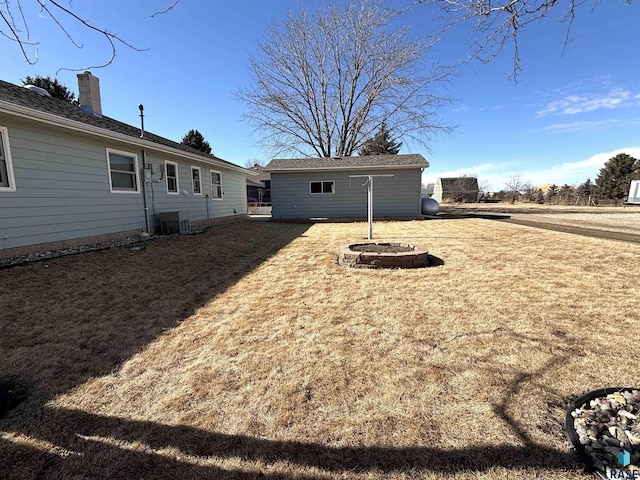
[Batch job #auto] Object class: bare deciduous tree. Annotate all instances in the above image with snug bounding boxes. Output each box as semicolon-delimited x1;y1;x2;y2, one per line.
244;158;268;168
505;174;524;203
477;177;490;195
398;0;633;79
237;1;452;158
520;181;537;202
448;174;479;202
0;0;177;70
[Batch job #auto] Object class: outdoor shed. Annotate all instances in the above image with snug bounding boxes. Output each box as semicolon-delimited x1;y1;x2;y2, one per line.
628;180;640;205
0;73;252;257
265;154;428;220
433;177;479;203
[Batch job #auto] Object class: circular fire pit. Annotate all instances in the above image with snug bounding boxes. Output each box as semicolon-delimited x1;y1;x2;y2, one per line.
338;242;429;269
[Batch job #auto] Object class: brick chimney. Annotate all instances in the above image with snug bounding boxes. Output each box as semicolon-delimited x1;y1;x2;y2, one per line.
77;71;102;117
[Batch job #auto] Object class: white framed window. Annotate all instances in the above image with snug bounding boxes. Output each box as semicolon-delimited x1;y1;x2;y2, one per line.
0;127;16;192
191;166;202;195
310;180;335;194
106;148;139;193
210;170;222;199
165;160;179;194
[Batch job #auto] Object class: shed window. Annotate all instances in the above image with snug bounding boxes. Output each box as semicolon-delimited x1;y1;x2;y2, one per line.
192;166;202;194
106;148;139;193
211;170;222;199
310;181;334;194
166;161;179;194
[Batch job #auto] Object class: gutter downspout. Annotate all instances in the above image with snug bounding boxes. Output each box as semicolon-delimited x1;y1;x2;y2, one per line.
139;105;150;234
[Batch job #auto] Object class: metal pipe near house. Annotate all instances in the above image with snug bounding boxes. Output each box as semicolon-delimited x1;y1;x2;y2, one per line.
139;104;150;234
141;148;150;234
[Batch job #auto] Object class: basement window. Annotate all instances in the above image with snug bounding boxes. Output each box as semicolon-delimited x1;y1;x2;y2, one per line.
0;127;16;192
310;181;334;194
106;148;139;193
165;161;179;194
192;166;202;194
211;170;222;199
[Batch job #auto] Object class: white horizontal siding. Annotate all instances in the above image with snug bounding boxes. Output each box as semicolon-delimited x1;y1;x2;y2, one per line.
0;120;248;250
0;123;145;249
143;153;247;227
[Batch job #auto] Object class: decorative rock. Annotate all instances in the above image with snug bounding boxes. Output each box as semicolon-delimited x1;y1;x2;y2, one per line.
604;446;621;456
603;436;621;447
626;430;640;446
619;410;637;420
570;389;640;476
0;234;153;268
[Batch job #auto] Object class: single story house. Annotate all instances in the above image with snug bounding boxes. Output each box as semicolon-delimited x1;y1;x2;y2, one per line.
246;164;271;204
265;154;428;219
433;177;479;203
0;72;252;257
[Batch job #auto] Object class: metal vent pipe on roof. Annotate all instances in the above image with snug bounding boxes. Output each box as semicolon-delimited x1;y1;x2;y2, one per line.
138;104;145;139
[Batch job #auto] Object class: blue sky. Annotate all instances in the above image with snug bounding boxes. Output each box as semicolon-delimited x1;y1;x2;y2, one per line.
2;1;639;190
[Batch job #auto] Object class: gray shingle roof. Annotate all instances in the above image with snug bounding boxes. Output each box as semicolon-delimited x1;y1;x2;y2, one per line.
248;165;271;181
0;79;240;169
265;154;428;171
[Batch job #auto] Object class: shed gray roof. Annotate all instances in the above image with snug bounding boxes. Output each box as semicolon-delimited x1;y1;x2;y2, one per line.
265;154;428;172
0;79;243;171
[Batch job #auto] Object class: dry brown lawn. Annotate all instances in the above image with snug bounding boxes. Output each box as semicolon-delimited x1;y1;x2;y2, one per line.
1;217;639;479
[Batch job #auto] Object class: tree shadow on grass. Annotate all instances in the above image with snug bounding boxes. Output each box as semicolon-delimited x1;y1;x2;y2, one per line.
1;330;589;478
0;221;309;417
1;405;582;479
0;221;590;478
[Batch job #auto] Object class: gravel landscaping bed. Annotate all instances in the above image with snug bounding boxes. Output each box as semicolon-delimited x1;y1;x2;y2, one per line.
0;235;150;269
0;224;220;269
568;389;640;478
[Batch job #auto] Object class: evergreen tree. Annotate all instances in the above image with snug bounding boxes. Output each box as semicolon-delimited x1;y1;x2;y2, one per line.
545;184;558;204
358;123;402;156
534;189;544;204
181;129;212;155
576;178;594;197
21;75;76;103
558;184;574;205
595;153;640;203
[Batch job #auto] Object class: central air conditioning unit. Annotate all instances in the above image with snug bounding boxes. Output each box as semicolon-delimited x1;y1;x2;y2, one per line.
159;211;191;234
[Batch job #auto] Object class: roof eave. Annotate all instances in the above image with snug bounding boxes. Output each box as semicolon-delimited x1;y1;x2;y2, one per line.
265;164;428;173
0;100;253;175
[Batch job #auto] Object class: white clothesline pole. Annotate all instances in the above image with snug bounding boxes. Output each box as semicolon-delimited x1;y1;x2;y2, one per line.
368;177;373;239
349;174;394;240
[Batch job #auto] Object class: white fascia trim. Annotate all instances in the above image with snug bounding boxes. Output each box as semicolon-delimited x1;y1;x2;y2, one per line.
265;165;425;173
0;101;253;175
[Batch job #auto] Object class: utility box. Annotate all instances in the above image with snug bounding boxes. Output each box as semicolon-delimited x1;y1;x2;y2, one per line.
160;211;190;234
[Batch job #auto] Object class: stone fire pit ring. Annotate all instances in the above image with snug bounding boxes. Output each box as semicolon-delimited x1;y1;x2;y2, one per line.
338;242;429;269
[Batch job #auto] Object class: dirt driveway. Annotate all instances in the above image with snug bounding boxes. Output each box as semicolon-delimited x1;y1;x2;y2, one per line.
442;205;640;244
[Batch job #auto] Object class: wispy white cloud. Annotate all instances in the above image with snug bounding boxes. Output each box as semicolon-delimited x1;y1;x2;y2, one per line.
537;87;639;116
423;147;640;191
539;119;621;132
